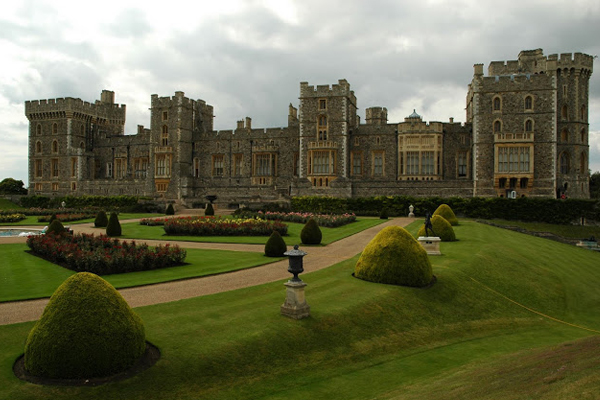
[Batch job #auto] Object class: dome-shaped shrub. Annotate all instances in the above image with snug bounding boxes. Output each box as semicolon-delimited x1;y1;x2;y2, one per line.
355;226;433;287
165;203;175;216
46;219;66;235
205;203;215;216
264;231;287;257
417;215;456;241
94;210;108;228
300;218;322;245
49;213;57;224
379;208;389;220
106;212;122;237
433;204;458;226
24;272;146;379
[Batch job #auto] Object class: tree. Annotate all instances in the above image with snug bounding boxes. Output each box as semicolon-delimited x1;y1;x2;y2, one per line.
0;178;27;194
590;171;600;199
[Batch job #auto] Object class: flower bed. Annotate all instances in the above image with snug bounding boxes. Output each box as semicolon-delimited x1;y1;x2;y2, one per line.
26;233;186;275
163;216;288;236
238;211;356;228
139;216;180;226
37;213;96;223
0;213;26;223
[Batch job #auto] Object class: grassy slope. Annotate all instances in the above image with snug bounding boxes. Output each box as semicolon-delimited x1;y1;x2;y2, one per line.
0;244;277;302
119;217;385;245
0;221;599;399
0;199;23;210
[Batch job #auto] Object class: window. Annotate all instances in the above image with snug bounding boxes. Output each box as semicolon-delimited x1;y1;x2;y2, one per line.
115;158;127;179
581;129;585;143
319;99;327;110
35;141;42;154
525;119;533;132
51;159;59;177
212;155;224;177
520;178;529;189
561;105;568;121
35;159;43;178
421;151;434;175
106;162;113;178
524;95;533;110
162;111;168;121
309;151;333;175
493;120;502;133
458;152;467;177
580;152;587;173
372;151;384;176
35;183;42;191
134;158;148;178
351;152;362;176
293;153;299;177
156;182;168;192
193;158;200;177
497;147;530;173
493;96;501;111
36;124;42;135
354;136;359;146
318;115;327;141
71;182;77;191
561;129;569;143
375;136;381;146
52;123;58;134
52;140;58;153
233;154;243;176
161;125;169;146
407;151;419;175
509;178;518;188
71;158;77;178
80;141;85;150
581;105;586;121
498;177;507;188
156;154;171;177
52;182;59;191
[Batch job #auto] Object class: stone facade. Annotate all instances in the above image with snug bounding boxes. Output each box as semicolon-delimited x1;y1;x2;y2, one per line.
26;49;594;207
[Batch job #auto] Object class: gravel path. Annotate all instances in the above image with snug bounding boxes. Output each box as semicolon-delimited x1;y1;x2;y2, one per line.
0;217;414;325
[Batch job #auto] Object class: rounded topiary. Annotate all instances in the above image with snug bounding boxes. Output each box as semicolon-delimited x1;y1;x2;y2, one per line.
264;231;287;257
433;204;458;226
24;272;146;379
165;203;175;216
205;203;215;216
46;219;66;235
300;218;322;245
379;208;389;220
49;213;57;224
355;226;433;287
106;212;122;237
417;215;456;242
94;210;109;228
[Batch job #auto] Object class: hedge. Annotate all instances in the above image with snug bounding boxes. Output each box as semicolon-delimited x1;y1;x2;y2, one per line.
20;195;142;209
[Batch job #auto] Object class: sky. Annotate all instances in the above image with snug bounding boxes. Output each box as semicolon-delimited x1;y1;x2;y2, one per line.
1;0;599;187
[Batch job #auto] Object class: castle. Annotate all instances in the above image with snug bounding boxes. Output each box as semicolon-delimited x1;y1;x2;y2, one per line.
26;49;594;207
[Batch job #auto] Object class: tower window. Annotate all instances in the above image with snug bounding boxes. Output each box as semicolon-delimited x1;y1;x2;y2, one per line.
318;115;328;141
493;120;502;133
52;140;58;153
52;123;58;134
524;95;533;110
162;111;168;121
559;152;570;174
35;141;42;154
525;119;533;132
161;125;169;146
36;124;42;135
561;105;568;121
319;99;327;110
493;96;501;111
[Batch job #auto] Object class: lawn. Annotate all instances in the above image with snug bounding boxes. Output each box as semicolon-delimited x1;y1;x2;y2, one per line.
119;217;385;245
0;220;599;399
488;218;600;239
0;243;278;302
0;199;23;210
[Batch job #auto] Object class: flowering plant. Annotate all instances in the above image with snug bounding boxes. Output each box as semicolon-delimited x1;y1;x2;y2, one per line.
162;216;288;236
0;213;26;223
239;211;356;228
37;213;95;223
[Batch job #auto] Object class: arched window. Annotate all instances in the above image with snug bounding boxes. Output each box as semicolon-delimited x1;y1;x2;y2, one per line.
525;119;533;132
317;115;327;141
35;141;42;153
493;120;502;133
524;95;533;110
376;136;381;145
561;105;568;121
581;104;586;121
580;152;587;173
80;141;85;150
36;124;42;135
581;128;585;143
52;140;58;153
493;96;501;111
161;125;169;146
52;123;58;134
560;129;569;143
559;152;570;174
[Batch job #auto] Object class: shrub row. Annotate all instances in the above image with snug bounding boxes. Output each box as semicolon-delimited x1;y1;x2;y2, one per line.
236;210;356;228
37;213;95;223
26;233;186;275
20;195;143;209
163;216;288;236
291;196;600;224
0;213;26;223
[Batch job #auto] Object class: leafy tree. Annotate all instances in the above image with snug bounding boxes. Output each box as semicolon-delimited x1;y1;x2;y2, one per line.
590;171;600;199
0;178;27;194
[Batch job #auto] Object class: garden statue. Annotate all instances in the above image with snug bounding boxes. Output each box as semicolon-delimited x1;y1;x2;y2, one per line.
424;212;436;237
408;205;415;218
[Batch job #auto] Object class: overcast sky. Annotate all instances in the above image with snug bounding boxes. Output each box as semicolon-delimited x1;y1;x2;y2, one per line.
1;0;599;186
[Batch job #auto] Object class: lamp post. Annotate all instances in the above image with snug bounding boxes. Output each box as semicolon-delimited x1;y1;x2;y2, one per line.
281;245;310;319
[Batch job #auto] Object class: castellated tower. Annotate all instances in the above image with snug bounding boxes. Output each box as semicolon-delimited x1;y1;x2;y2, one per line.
26;90;126;194
298;79;357;191
467;49;593;198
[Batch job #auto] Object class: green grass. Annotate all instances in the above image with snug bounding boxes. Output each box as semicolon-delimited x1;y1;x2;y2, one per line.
119;217;385;245
0;221;599;399
0;199;23;210
488;218;600;239
0;213;164;226
0;244;278;302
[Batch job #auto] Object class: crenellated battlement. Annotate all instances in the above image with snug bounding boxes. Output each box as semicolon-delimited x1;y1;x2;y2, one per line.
300;79;354;98
547;52;594;73
486;49;594;77
151;91;200;108
480;73;552;89
25;96;126;119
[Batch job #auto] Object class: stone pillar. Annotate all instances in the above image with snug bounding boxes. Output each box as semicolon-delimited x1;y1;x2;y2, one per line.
281;281;310;319
418;236;441;255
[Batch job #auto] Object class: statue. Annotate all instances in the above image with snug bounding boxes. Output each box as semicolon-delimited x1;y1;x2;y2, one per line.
408;205;415;217
424;212;436;237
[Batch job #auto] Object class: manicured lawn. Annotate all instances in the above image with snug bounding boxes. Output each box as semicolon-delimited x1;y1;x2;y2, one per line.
0;213;165;226
1;221;599;399
488;218;600;239
0;243;278;302
119;217;385;245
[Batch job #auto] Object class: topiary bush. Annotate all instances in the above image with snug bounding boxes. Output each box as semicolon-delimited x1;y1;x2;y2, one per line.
264;231;287;257
300;218;322;245
24;272;146;379
106;212;122;237
417;215;456;241
355;226;433;287
46;219;66;235
205;203;215;216
165;203;175;215
49;213;57;224
379;208;389;219
433;204;458;226
94;210;109;228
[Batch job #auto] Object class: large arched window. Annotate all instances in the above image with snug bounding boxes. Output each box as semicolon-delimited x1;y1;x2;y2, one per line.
161;125;169;146
493;96;502;111
493;120;502;133
559;152;570;174
580;152;587;173
524;95;533;110
525;119;533;132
